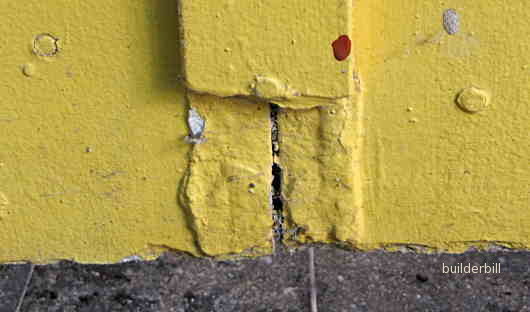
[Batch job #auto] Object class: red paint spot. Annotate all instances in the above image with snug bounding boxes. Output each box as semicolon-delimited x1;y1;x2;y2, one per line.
332;35;351;61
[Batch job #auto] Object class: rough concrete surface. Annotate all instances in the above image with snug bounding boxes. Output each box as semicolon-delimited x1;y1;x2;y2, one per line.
1;245;529;312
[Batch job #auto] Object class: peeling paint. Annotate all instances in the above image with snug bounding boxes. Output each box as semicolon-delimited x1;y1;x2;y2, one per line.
185;107;206;144
178;93;273;256
280;97;363;246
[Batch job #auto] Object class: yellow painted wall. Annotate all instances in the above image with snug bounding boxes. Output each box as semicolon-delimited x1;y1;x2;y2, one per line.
354;0;530;251
0;1;528;263
0;1;199;263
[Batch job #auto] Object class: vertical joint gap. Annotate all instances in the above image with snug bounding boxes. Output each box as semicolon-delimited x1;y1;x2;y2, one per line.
270;104;284;247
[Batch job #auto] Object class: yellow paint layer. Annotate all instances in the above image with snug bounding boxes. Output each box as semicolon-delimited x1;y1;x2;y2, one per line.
179;93;273;256
279;97;363;245
179;0;354;109
0;1;199;263
1;0;529;263
354;0;530;250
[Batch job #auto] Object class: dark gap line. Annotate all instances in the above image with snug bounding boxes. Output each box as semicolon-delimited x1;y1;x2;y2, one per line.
270;104;284;245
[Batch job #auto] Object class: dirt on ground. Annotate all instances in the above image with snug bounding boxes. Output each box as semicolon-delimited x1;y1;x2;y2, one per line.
1;244;529;312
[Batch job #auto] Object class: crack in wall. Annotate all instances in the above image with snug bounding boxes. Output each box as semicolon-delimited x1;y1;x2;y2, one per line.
270;104;285;247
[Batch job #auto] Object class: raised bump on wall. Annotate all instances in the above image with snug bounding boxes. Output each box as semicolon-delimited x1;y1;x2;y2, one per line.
33;33;60;56
332;35;352;61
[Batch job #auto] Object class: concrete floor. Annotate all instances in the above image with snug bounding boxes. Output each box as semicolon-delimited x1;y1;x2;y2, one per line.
1;245;529;312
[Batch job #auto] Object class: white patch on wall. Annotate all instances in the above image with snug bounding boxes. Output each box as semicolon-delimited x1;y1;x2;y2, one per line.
443;9;460;35
186;108;206;144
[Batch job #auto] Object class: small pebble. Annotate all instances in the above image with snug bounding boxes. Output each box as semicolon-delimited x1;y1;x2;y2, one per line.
416;273;429;282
